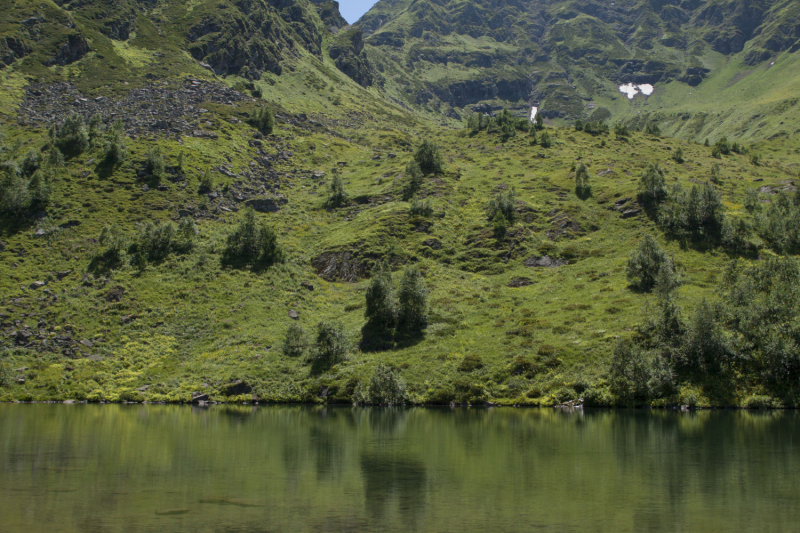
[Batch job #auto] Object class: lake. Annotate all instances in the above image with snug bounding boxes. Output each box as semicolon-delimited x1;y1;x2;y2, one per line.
1;405;798;532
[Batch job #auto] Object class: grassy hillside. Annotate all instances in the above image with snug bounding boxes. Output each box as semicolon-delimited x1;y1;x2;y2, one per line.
1;0;800;407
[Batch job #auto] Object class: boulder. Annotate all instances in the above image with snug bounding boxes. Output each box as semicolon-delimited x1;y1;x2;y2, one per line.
524;255;568;268
191;392;209;403
30;281;46;289
221;380;252;396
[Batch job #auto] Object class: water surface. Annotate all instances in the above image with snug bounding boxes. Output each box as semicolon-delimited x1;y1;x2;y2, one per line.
1;405;798;532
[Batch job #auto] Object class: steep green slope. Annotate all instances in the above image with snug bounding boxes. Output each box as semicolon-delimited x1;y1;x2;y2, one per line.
358;0;800;141
1;0;800;408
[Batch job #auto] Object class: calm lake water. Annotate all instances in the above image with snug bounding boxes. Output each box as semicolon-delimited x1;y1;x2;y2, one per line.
1;405;799;533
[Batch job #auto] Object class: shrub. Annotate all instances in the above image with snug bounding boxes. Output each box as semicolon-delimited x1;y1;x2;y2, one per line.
103;126;126;166
677;299;731;380
362;261;397;343
714;137;731;156
282;323;307;358
644;122;661;136
408;198;433;217
28;169;52;208
312;321;348;370
486;188;516;225
20;149;42;177
99;224;127;262
47;147;64;168
55;113;89;155
88;114;104;145
533;111;544;130
0;174;29;214
658;182;725;238
414;140;444;175
749;153;760;166
397;265;428;336
326;175;348;208
199;171;214;193
250;107;274;135
638;162;667;203
402;160;424;200
574;119;583;131
457;354;484;372
177;217;198;249
613;122;629;137
742;395;773;409
574;163;591;199
626;234;673;291
356;363;408;405
223;208;284;267
710;162;721;184
673;146;684;164
136;220;176;263
609;339;652;404
145;148;165;180
539;131;552;148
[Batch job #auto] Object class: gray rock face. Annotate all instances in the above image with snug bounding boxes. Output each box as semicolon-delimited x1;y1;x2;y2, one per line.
245;197;287;213
221;380;252;396
45;34;90;66
524;255;568;268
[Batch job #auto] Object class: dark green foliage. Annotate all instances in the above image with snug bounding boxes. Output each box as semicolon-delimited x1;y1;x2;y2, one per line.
88;114;103;146
486;188;516;225
199;171;214;193
644;122;661;136
98;224;127;263
397;265;428;336
466;113;490;134
673;147;684;164
402;160;423;201
485;109;529;142
626;234;673;291
46;147;64;168
414;140;444;175
756;193;800;252
744;188;760;212
714;137;731;156
749;153;760;166
55;114;89;156
613;123;629;137
457;354;484;372
710;162;721;183
0;172;29;214
28;169;52;209
583;121;609;136
177;217;199;249
362;261;397;347
722;257;800;394
539;131;551;148
250;107;274;135
326;175;348;208
534;111;544;131
103;122;126;166
145;148;165;180
676;299;731;380
312;321;348;371
282;323;307;358
638;162;667;203
408;198;433;217
574;162;591;199
574;119;583;131
356;363;407;405
20;149;42;177
658;182;725;239
135;220;177;264
609;339;652;404
223;208;284;268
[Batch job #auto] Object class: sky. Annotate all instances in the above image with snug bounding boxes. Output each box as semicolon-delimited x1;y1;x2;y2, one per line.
338;0;380;24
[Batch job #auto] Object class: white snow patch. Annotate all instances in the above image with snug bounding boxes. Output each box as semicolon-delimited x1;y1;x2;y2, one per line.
619;83;639;99
530;106;539;121
619;83;655;99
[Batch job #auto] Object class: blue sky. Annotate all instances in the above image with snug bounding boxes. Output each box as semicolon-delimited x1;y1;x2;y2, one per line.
338;0;380;24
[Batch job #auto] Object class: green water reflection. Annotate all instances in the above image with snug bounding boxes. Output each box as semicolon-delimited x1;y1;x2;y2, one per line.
1;405;798;532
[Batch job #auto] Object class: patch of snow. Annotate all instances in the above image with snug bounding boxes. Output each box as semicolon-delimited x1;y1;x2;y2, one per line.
619;83;655;99
619;83;639;99
530;106;538;121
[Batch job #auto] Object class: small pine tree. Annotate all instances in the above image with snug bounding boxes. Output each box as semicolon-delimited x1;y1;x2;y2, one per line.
363;261;397;343
356;363;408;405
326;175;349;208
534;111;544;130
46;146;64;168
673;146;684;164
638;162;667;203
56;113;90;156
313;321;348;370
145;148;165;179
397;265;428;336
20;149;42;177
626;234;673;291
539;131;551;148
199;171;214;193
223;208;284;267
414;140;444;175
403;160;424;201
250;107;274;135
575;162;591;199
282;322;307;358
574;119;584;131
